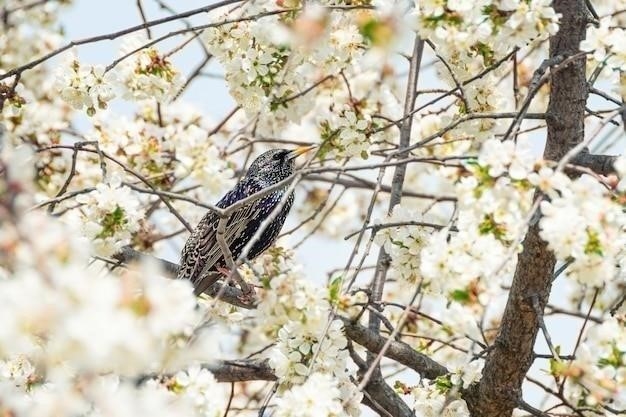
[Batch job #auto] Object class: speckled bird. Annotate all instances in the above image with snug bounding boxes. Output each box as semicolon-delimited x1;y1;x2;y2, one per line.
177;146;315;295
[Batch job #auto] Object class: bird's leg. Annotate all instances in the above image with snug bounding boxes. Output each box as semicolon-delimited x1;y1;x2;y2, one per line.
216;266;231;277
216;266;240;288
216;265;256;302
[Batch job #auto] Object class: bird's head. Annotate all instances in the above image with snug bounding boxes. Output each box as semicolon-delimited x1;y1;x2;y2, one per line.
247;146;316;186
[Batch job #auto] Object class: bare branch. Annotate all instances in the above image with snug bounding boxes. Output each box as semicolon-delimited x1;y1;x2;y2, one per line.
37;143;193;231
365;36;424;385
206;358;277;383
340;317;449;380
0;0;245;81
569;148;618;175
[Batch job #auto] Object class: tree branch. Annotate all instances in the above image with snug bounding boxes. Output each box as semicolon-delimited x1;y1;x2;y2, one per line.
137;358;276;384
207;358;277;383
341;317;449;380
158;357;415;417
465;1;589;415
569;148;618;176
361;378;414;417
366;36;424;378
112;246;449;383
111;246;256;309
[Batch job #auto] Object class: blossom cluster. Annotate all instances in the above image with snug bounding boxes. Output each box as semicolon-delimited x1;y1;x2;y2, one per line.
409;0;559;148
245;247;330;336
238;247;362;416
412;0;559;56
1;1;72;150
167;365;228;417
74;176;144;256
318;105;387;160
578;0;626;98
0;147;228;417
407;356;484;417
0;371;215;417
274;373;345;417
539;173;626;286
55;59;117;115
54;37;183;115
203;6;308;122
561;317;626;413
310;64;402;160
0;218;208;376
378;139;535;297
413;389;470;417
581;19;626;73
118;36;184;102
84;102;235;195
0;363;227;417
270;319;349;384
203;2;402;159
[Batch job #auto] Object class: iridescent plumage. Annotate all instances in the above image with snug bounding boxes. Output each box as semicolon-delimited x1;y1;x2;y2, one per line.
177;147;312;295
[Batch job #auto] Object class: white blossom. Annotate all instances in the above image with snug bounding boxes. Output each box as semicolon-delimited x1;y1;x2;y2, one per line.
539;175;626;286
116;36;183;102
274;373;344;417
172;366;227;417
75;175;144;257
269;319;348;384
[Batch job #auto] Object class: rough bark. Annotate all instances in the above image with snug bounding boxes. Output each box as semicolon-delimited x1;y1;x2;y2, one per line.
341;316;449;380
208;358;277;382
464;0;588;415
569;148;618;175
362;377;415;417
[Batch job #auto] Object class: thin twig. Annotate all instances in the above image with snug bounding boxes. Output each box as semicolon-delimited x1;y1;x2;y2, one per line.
0;0;245;81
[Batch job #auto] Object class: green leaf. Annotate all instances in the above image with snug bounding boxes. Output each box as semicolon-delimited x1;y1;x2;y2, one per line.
97;205;127;239
434;374;453;393
549;345;562;375
584;228;603;256
328;275;342;306
450;289;470;303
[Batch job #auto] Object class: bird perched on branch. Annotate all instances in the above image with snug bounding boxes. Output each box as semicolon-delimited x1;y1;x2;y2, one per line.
177;146;315;295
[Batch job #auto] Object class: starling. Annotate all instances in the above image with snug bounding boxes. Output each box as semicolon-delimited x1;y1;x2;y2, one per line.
177;146;315;295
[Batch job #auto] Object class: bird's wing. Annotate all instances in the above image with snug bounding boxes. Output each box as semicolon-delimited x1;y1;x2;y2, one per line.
196;203;256;273
177;209;217;282
179;181;270;293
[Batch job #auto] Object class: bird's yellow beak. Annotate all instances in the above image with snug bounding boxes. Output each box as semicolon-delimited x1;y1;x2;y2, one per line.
287;145;317;160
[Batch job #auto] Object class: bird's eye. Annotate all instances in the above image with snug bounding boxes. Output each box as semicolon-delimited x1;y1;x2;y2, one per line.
273;151;286;161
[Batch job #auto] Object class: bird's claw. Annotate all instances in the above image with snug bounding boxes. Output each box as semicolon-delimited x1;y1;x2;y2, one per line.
216;266;231;277
217;266;256;304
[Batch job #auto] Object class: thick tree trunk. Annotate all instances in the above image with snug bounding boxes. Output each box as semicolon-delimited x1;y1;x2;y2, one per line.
464;0;589;415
